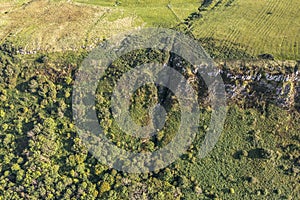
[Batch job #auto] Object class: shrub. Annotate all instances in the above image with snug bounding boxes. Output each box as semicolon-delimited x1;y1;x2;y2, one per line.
0;110;5;118
100;181;111;194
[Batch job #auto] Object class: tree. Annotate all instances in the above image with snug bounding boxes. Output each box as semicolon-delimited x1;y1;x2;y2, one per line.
99;181;111;194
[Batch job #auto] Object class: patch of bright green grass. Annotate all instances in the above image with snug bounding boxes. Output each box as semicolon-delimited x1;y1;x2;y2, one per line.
75;0;200;27
190;0;300;60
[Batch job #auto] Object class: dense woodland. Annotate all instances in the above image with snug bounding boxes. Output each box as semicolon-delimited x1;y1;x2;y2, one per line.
0;40;299;199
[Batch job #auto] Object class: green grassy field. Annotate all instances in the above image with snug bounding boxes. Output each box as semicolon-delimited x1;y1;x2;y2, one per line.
74;0;200;27
0;0;142;51
0;0;200;52
189;0;300;60
1;0;299;60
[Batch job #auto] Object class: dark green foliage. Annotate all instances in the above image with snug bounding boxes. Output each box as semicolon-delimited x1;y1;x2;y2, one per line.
0;42;299;199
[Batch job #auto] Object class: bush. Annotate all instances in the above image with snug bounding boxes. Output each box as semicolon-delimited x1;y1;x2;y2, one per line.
0;110;6;118
100;181;111;194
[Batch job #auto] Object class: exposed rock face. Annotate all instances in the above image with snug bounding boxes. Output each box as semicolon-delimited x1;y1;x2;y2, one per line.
183;59;299;111
219;60;299;111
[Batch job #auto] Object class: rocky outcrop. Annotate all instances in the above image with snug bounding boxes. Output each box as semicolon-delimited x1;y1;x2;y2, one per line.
185;60;299;111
